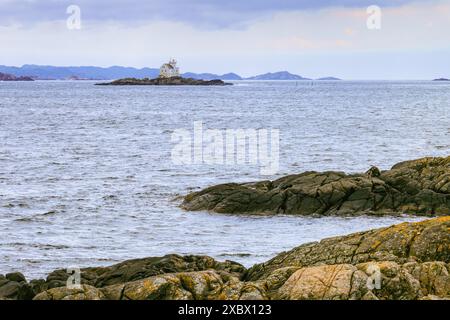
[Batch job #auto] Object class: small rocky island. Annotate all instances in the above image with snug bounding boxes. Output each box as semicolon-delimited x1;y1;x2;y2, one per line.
97;58;232;86
96;76;231;86
1;216;449;300
182;156;450;216
433;78;450;81
0;72;34;81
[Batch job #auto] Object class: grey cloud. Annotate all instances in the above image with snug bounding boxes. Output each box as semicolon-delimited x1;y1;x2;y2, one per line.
0;0;437;28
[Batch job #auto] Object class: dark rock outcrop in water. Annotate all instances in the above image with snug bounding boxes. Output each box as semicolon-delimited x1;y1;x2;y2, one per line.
182;156;450;216
0;273;35;300
96;76;232;86
0;72;34;81
1;217;448;300
433;78;450;81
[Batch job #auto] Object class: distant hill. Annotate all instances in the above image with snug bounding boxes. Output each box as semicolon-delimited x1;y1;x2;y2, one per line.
245;71;310;80
0;72;34;81
182;72;242;80
0;65;160;80
0;65;340;81
433;78;449;81
0;65;242;80
316;77;341;80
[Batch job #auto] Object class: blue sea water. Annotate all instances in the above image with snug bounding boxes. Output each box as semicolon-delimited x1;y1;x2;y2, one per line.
0;80;449;278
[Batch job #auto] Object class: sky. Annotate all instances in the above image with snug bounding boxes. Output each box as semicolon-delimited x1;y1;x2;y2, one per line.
1;0;449;79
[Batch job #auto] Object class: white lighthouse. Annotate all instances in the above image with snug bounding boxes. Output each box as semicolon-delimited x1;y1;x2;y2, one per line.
159;58;180;78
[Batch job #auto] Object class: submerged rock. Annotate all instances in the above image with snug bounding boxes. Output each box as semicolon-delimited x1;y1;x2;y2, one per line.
96;76;232;86
7;217;442;300
182;156;450;216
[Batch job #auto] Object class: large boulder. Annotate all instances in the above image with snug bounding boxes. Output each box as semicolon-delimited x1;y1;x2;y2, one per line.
245;216;450;281
272;260;450;300
274;264;369;300
35;271;266;301
182;156;450;216
34;254;245;295
0;273;35;300
33;285;105;300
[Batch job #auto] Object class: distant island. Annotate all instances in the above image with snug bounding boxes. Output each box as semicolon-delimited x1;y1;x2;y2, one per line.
245;71;311;80
182;72;242;81
316;77;341;80
433;78;449;81
0;64;340;81
97;59;232;86
245;73;342;80
97;77;232;86
0;72;34;81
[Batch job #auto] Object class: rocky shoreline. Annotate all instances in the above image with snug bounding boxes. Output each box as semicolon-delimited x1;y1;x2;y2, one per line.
182;156;450;216
0;216;449;300
1;156;449;300
96;76;232;86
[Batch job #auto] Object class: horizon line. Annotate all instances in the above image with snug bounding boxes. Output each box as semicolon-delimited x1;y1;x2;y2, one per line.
1;64;448;81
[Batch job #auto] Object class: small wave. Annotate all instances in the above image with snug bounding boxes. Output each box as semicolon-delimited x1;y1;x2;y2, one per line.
102;195;118;200
15;217;34;222
4;202;30;208
218;253;252;257
0;242;70;250
170;195;184;202
14;210;58;222
41;210;57;216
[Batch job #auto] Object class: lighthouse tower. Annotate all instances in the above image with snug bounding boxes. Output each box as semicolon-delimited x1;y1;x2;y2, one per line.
159;58;180;78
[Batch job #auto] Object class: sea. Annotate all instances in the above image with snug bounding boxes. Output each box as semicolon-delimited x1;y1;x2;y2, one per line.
0;80;449;279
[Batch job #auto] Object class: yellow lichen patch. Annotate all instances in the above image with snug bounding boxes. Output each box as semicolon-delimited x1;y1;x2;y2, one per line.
417;216;450;225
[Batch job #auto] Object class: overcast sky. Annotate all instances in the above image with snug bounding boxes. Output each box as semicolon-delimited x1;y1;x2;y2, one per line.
1;0;449;79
